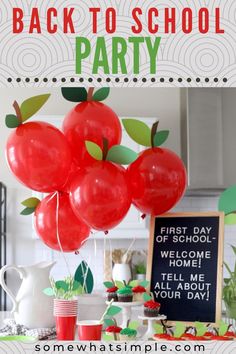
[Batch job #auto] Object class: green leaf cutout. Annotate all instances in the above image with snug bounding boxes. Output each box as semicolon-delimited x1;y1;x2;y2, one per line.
218;185;236;215
106;305;122;317
5;114;20;128
128;321;139;330
104;318;115;327
93;88;110;101
143;293;152;301
115;280;125;289
74;261;94;294
174;322;186;338
107;145;138;165
195;322;207;337
129;280;139;288
153;323;164;334
219;321;229;336
21;197;40;208
20;94;50;122
225;213;236;225
43;288;55;296
85;141;103;161
20;207;36;216
102;333;114;341
153;130;170;147
122;119;151;147
72;280;80;291
61;87;87;102
103;281;114;289
140;280;150;288
55;280;69;291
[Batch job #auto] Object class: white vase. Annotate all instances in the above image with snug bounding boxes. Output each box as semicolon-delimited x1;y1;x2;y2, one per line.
112;263;131;283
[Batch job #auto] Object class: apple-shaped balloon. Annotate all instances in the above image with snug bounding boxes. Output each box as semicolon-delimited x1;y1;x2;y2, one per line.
34;192;90;252
69;139;138;231
5;95;72;193
123;119;187;216
62;87;122;166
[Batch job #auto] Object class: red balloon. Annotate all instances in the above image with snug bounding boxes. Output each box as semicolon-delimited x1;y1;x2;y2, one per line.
62;101;122;166
70;161;131;231
34;192;90;252
127;147;187;216
6;121;72;193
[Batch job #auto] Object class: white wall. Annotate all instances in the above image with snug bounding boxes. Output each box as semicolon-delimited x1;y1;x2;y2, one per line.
0;88;181;303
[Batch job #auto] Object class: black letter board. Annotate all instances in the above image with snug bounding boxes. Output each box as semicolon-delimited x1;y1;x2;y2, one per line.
147;212;224;324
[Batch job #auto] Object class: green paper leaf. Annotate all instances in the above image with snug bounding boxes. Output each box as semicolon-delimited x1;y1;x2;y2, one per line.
218;185;236;215
103;281;114;289
122;119;151;147
93;88;110;101
224;213;236;225
129;280;139;288
106;305;122;317
104;318;115;327
140;280;150;288
195;322;207;337
143;293;152;301
55;280;69;291
153;130;170;147
115;281;125;289
174;322;186;338
61;87;87;102
21;197;40;208
128;321;139;330
153;323;164;334
72;280;80;291
5;114;20;128
85;141;103;161
218;321;229;336
231;245;236;256
102;333;113;341
107;145;138;165
43;288;55;296
20;94;50;122
20;207;36;216
74;261;94;294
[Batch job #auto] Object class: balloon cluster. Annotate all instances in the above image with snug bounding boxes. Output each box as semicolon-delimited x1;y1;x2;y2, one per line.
5;88;187;253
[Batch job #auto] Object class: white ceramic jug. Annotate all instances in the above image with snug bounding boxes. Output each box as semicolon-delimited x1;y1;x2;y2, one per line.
0;261;56;328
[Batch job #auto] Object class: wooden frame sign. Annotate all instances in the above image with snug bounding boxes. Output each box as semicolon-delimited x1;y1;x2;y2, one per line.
147;212;224;324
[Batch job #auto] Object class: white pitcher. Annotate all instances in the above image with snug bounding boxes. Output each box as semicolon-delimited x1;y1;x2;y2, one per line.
0;261;56;329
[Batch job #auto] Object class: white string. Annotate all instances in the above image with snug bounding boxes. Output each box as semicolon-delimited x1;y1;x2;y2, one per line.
54;191;72;277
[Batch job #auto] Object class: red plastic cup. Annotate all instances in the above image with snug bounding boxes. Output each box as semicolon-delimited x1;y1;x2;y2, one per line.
54;299;78;341
56;316;77;340
78;320;103;341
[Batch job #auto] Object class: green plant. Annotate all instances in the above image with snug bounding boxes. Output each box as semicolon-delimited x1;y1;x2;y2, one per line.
223;245;236;304
43;276;84;300
134;263;146;274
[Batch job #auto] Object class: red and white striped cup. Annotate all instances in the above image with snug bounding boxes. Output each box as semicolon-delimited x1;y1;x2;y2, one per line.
54;299;78;340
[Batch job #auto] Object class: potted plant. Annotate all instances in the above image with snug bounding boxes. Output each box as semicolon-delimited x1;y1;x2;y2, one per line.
44;276;82;340
223;245;236;319
134;262;146;281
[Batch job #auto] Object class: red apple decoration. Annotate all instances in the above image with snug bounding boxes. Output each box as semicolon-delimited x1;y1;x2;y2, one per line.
62;87;122;166
34;192;90;252
70;161;131;231
5;95;72;193
123;119;187;216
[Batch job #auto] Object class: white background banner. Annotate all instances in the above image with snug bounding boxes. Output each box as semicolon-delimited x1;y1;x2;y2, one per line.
0;0;236;87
